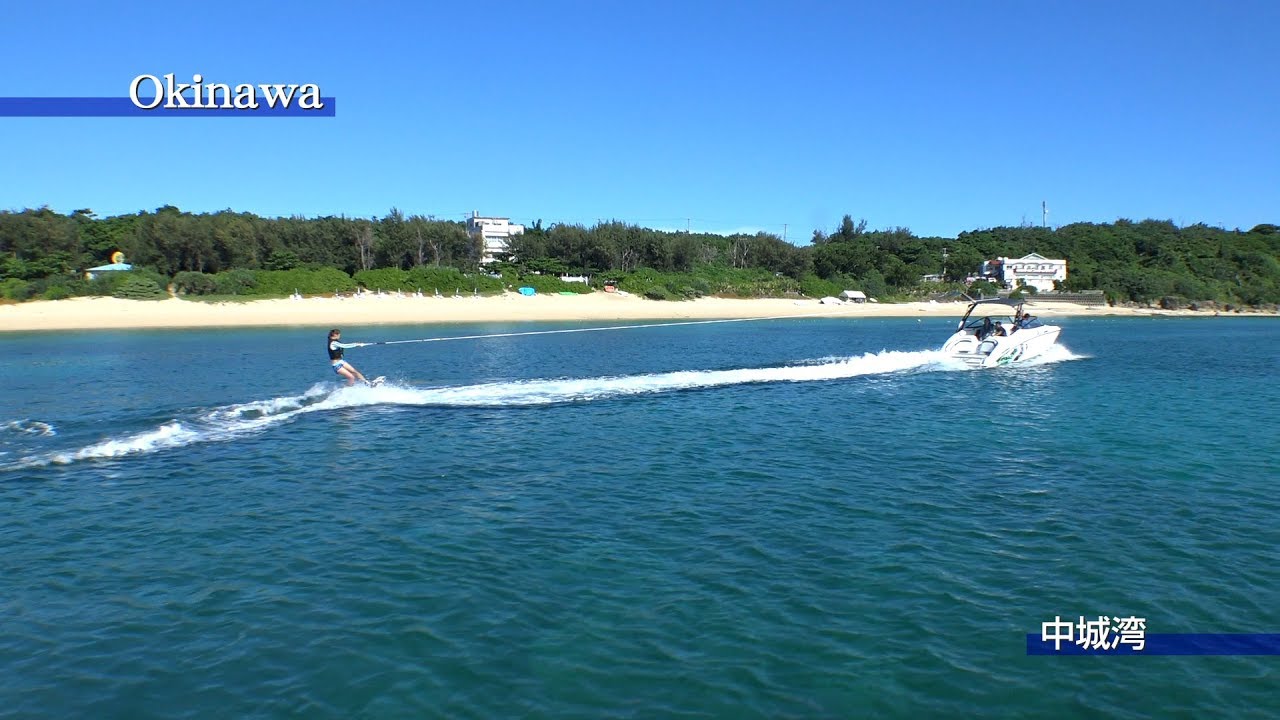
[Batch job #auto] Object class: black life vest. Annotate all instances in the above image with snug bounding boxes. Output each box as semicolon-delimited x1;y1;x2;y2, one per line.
328;338;343;361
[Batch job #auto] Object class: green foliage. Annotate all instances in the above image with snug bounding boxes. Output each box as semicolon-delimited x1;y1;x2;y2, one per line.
403;266;505;295
617;268;676;298
859;269;888;300
78;269;170;299
112;276;167;300
613;267;796;300
251;268;355;296
968;280;1001;297
1;278;32;301
517;273;593;295
264;249;300;271
521;257;570;275
406;266;470;294
1009;282;1040;300
173;271;218;296
215;269;257;295
799;275;845;298
354;267;410;291
43;285;73;300
1;205;1277;306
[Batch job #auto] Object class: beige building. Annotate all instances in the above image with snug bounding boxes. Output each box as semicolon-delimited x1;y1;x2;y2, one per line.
466;211;525;264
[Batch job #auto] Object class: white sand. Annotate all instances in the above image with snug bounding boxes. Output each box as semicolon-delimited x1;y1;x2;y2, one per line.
0;292;1249;333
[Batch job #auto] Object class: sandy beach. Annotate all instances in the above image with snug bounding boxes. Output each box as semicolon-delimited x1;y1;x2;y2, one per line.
0;292;1263;333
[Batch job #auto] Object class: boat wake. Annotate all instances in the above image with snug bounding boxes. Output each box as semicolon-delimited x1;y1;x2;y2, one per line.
2;347;1081;471
1017;343;1086;366
1;420;57;437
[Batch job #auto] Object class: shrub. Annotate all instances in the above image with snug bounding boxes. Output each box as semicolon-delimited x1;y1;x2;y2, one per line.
517;273;593;295
84;273;128;297
251;267;355;296
614;266;804;300
405;266;505;295
264;249;300;271
617;268;668;297
75;269;166;297
968;279;1001;298
1;278;33;301
214;269;257;295
407;266;468;295
112;277;168;300
799;275;844;299
173;271;218;296
43;285;73;300
354;268;410;292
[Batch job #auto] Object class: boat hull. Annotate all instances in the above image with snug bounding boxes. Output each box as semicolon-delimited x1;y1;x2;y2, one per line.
942;325;1061;368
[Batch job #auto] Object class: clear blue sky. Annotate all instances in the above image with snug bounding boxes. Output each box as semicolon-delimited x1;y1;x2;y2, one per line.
1;0;1275;240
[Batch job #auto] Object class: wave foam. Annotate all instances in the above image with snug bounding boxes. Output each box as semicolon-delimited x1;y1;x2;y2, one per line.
2;346;1078;470
1019;343;1086;366
2;420;57;437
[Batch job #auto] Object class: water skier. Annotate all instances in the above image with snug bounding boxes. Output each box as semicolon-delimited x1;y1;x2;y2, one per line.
327;328;372;386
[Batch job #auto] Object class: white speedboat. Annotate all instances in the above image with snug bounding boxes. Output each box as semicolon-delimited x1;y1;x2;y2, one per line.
942;298;1061;368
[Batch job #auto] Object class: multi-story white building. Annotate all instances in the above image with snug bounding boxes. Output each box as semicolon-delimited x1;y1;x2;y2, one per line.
466;211;525;264
982;253;1067;293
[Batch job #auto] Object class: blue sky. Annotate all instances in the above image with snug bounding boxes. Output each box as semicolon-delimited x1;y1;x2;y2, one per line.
1;0;1275;240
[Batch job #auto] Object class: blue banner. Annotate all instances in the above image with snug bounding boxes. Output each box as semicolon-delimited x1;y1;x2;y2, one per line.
0;97;336;117
1027;634;1280;655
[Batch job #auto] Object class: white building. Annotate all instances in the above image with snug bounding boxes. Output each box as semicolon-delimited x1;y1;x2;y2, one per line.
466;211;525;264
982;253;1067;293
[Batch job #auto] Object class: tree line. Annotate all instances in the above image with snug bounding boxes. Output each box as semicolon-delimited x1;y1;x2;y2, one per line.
1;205;1277;305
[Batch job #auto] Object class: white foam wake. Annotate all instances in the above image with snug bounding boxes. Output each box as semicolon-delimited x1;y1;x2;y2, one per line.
379;348;956;407
1;346;1078;471
1018;343;1087;366
1;420;57;437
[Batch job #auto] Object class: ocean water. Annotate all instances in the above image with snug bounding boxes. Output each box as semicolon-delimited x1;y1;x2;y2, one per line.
2;316;1277;719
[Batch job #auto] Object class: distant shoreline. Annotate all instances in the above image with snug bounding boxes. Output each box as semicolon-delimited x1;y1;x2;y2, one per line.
0;294;1273;333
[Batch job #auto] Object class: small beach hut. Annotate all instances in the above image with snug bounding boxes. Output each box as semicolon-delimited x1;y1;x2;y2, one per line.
85;251;133;280
840;290;867;303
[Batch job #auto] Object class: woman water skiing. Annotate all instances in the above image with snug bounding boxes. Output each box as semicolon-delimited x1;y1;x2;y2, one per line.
327;328;373;386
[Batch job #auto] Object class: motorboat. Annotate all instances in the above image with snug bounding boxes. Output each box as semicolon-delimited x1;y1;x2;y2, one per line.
942;298;1061;368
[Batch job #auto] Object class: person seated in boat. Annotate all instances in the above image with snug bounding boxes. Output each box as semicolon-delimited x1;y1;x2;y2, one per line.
978;317;993;339
1018;311;1039;329
992;321;1008;337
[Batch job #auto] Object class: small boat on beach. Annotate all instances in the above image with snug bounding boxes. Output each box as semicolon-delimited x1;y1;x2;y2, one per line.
942;298;1061;368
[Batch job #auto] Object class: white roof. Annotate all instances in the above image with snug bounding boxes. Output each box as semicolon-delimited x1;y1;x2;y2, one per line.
840;290;866;299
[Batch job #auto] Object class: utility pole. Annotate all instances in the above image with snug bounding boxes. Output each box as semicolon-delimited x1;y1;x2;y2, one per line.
783;223;788;242
1042;201;1048;228
686;218;691;234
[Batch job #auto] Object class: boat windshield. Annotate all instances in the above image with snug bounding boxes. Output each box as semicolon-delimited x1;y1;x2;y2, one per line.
957;301;1024;332
961;313;1014;330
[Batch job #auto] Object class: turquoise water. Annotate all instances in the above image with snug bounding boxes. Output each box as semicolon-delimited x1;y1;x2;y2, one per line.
2;316;1277;718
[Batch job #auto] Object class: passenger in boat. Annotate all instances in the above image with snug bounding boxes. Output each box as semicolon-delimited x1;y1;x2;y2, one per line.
993;321;1008;337
1018;312;1039;329
978;317;993;339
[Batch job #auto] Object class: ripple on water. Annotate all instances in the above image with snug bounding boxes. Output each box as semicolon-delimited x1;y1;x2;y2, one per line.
4;320;1280;718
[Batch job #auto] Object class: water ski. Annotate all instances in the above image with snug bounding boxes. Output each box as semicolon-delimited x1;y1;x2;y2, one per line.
367;376;386;387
